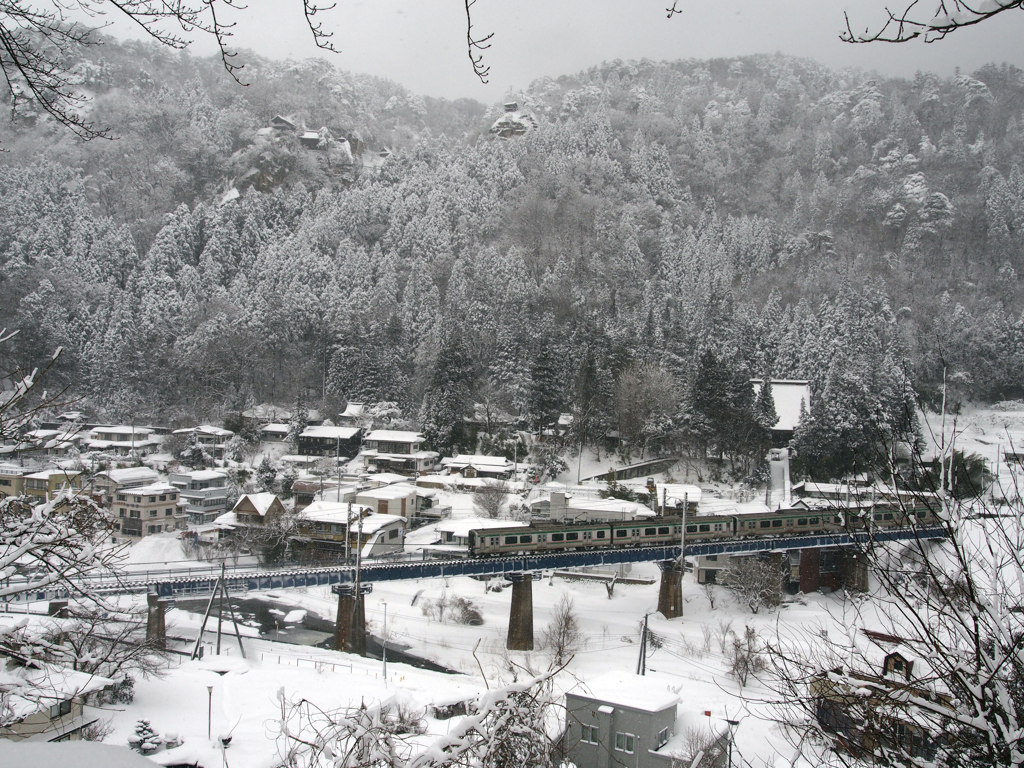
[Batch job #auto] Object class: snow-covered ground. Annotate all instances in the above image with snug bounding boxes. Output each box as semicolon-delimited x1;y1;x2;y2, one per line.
19;562;867;768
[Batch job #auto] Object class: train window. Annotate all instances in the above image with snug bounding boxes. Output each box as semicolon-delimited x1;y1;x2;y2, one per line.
490;537;499;545
632;529;640;536
797;518;808;526
772;520;782;528
615;529;628;538
566;532;578;541
538;534;546;542
833;516;843;524
644;528;656;536
551;533;564;542
873;513;883;521
808;517;819;525
673;527;680;534
759;520;772;529
596;530;606;539
698;524;710;532
658;527;669;535
915;509;928;518
505;536;518;544
686;525;697;533
714;524;722;531
882;513;893;520
520;535;532;543
706;555;718;561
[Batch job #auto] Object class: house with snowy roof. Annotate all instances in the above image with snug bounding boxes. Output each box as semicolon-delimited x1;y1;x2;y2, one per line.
564;672;679;768
337;401;366;426
216;493;286;536
355;482;418;518
170;425;234;458
439;454;516;480
750;379;811;443
296;502;405;557
0;654;113;742
91;466;160;504
83;426;161;456
812;629;951;761
534;490;656;523
23;470;85;503
361;430;439;475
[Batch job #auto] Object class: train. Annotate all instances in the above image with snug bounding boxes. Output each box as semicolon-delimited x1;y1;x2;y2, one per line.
466;502;938;557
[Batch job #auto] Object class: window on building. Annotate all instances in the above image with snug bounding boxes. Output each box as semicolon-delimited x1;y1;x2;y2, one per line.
49;700;72;719
149;510;158;517
159;495;166;501
117;493;127;501
581;724;599;744
658;727;670;747
388;528;399;539
119;509;125;518
614;732;635;753
165;509;173;516
130;510;140;518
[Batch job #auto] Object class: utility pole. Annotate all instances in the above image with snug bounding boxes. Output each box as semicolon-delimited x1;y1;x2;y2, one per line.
337;436;342;502
636;613;649;675
382;601;388;682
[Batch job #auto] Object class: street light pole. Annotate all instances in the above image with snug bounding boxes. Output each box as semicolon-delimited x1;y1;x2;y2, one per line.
725;718;739;768
207;685;213;740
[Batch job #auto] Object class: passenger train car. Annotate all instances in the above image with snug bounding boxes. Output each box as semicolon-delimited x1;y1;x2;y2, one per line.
466;502;938;557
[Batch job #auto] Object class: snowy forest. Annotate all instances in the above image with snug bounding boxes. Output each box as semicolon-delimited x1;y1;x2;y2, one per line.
2;38;1024;473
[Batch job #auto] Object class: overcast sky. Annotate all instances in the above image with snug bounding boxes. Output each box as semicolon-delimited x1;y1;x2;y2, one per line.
107;0;1024;102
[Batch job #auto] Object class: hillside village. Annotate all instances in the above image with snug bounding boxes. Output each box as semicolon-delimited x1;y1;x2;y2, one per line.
1;22;1024;767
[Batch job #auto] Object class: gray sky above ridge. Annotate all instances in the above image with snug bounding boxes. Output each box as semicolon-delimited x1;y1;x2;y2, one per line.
102;0;1024;102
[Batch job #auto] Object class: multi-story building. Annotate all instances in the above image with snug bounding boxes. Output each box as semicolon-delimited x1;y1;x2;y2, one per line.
23;470;84;503
112;482;186;539
91;466;160;504
361;430;438;475
168;469;230;524
297;425;362;457
0;463;25;498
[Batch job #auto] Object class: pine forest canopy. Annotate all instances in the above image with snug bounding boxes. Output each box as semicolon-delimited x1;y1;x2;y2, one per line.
1;40;1023;472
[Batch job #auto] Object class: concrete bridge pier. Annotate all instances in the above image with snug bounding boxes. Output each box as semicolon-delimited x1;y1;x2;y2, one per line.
506;573;534;651
146;593;167;649
657;560;683;619
334;591;367;655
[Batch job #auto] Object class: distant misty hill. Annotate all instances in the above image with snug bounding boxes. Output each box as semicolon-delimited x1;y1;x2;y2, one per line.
1;44;1022;448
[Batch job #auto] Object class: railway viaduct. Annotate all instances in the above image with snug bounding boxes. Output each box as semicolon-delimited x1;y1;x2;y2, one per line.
147;526;942;653
13;527;944;655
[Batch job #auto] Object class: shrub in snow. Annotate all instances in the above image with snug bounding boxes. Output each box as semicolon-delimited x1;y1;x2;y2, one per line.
129;719;163;754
